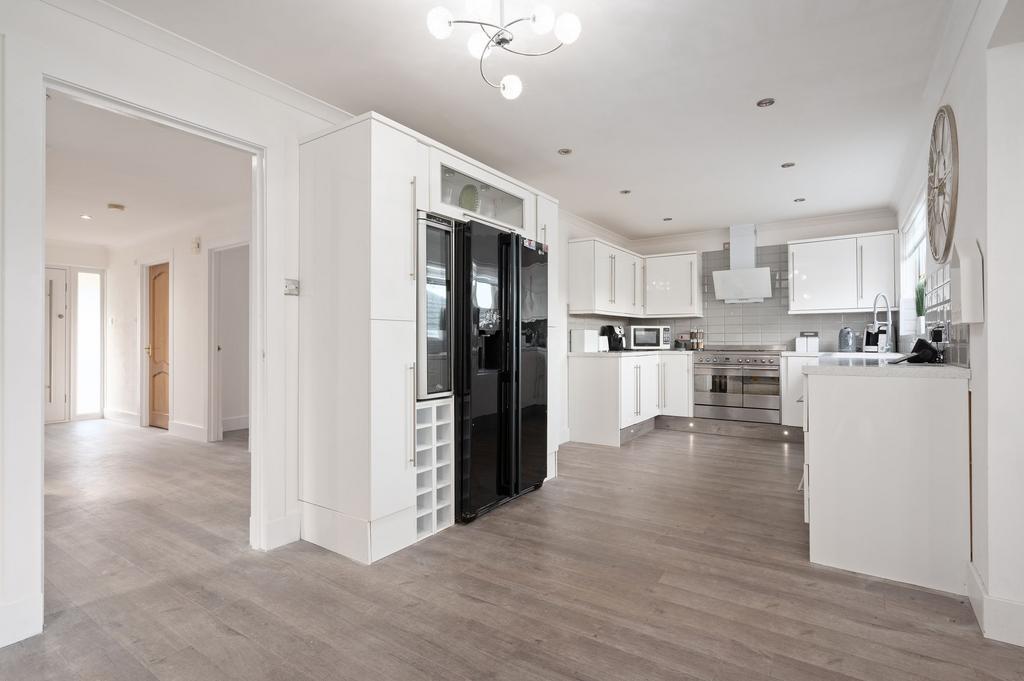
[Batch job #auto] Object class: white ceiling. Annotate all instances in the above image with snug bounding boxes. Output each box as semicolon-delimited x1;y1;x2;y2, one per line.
46;90;252;247
99;0;951;238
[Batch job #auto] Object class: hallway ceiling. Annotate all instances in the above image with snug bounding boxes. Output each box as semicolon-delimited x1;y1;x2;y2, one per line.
46;91;252;247
99;0;951;237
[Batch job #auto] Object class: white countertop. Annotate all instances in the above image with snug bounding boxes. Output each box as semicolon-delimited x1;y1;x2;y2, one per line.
781;351;821;358
804;356;970;379
568;350;693;358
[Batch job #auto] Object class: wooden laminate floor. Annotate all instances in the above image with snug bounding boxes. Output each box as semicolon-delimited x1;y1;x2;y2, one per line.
3;420;1023;680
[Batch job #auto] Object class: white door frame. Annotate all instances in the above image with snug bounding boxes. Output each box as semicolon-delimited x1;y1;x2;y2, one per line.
43;78;268;549
207;240;250;443
138;254;173;429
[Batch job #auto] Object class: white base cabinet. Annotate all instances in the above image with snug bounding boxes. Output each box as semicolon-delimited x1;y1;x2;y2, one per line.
780;354;819;427
569;352;694;447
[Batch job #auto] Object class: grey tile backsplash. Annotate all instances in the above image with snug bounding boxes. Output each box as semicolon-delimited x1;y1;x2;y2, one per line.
568;244;879;352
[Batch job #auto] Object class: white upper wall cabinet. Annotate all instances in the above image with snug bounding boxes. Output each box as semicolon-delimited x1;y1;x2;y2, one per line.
428;148;536;240
788;231;897;314
536;195;558;248
856;233;896;308
644;253;702;317
569;238;703;318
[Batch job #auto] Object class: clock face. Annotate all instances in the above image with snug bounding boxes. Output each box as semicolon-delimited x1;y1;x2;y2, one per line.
927;105;958;264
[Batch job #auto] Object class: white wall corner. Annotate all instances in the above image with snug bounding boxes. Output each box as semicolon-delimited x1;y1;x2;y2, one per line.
259;510;301;551
968;562;1024;648
168;421;207;442
0;593;44;649
222;415;249;431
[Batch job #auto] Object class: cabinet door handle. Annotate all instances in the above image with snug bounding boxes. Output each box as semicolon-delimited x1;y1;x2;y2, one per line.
790;252;796;302
541;224;547;245
642;263;647;310
410;177;418;280
609;254;615;304
635;364;640;416
858;244;864;302
690;260;694;306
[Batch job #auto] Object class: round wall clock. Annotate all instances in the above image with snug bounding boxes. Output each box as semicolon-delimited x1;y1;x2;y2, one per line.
927;104;959;264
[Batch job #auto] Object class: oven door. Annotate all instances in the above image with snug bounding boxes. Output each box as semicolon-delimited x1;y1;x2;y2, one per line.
693;366;743;407
741;368;780;410
417;216;453;399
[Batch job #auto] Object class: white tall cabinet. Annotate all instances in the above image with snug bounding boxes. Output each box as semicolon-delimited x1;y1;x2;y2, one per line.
299;113;563;563
299;116;425;564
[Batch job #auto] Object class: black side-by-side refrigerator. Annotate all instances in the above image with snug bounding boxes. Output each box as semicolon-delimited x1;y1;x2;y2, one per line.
453;220;547;522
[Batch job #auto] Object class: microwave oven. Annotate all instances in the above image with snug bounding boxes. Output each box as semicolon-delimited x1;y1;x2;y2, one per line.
625;325;672;350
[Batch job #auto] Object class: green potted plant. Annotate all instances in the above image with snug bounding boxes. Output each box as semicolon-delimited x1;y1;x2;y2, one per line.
915;277;927;335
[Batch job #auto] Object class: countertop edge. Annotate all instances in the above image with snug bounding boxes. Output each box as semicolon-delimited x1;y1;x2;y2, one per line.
803;365;971;379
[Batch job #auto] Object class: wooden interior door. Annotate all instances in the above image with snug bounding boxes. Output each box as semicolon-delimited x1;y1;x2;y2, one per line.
45;267;69;423
148;263;170;429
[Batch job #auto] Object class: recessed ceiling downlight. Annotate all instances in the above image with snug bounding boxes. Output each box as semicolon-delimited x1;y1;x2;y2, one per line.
79;214;93;220
793;197;806;203
756;97;776;108
781;162;796;169
557;148;573;156
662;217;673;222
619;189;632;195
107;203;126;211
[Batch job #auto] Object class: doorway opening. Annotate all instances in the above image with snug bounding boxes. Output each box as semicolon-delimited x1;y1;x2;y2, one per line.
43;85;258;558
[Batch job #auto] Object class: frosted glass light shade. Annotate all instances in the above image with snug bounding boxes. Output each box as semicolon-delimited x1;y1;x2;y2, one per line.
531;5;555;35
467;32;493;59
427;7;454;39
500;74;523;100
554;12;581;44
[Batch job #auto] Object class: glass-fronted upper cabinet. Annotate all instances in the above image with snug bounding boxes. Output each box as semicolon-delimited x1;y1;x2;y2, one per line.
429;148;535;239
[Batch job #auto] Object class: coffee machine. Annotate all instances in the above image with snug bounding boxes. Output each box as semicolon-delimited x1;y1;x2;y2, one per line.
599;325;625;351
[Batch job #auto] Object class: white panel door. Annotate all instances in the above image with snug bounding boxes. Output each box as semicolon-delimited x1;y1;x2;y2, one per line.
645;254;698;316
661;353;691;417
45;267;69;424
370;319;417;521
789;239;857;312
370;122;426;321
619;359;642;427
856;234;896;309
593;241;617;312
639;355;660;421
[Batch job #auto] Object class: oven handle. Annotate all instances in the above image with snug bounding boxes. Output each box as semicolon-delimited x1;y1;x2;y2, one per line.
694;366;743;376
741;368;781;378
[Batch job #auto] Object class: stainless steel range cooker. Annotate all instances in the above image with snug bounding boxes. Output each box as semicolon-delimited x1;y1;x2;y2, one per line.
692;345;784;424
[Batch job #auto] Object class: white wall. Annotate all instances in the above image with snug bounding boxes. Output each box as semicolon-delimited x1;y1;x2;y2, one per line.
0;0;349;648
981;35;1024;644
45;239;108;269
217;244;249;431
104;206;249;439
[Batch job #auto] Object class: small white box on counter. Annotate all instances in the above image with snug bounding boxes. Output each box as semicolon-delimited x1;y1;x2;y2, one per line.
796;332;820;353
571;329;602;353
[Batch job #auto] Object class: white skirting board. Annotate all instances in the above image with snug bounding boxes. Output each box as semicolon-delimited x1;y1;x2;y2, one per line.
968;562;1024;647
103;409;139;425
168;421;207;442
301;502;370;564
545;449;558;481
257;511;301;551
222;415;249;431
0;592;43;648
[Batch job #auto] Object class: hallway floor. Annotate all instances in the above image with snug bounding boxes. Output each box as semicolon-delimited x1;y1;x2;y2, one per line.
1;420;1022;680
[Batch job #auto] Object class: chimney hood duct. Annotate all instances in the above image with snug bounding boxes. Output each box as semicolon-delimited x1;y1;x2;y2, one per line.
711;224;773;303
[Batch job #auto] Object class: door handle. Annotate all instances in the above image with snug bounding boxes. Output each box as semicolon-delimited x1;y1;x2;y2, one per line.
636;364;641;415
611;255;616;304
632;261;637;307
790;252;796;302
858;244;864;301
410;178;418;280
690;260;694;306
541;224;547;245
145;345;152;356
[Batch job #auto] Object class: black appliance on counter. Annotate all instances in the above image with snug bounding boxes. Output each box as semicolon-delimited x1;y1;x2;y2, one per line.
600;325;625;351
453;220;547;522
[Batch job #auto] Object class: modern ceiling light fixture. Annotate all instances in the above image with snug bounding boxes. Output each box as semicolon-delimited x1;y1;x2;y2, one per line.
557;147;573;156
756;97;776;108
426;1;581;100
793;197;806;203
619;189;632;195
781;162;796;168
79;214;93;220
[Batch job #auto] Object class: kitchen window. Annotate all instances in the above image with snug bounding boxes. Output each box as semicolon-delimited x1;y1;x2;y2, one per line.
900;194;927;334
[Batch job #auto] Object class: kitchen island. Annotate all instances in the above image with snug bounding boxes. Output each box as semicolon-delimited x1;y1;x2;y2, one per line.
802;358;971;594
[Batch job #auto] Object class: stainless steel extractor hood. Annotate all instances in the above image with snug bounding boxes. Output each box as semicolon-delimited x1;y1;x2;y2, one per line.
711;224;772;303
